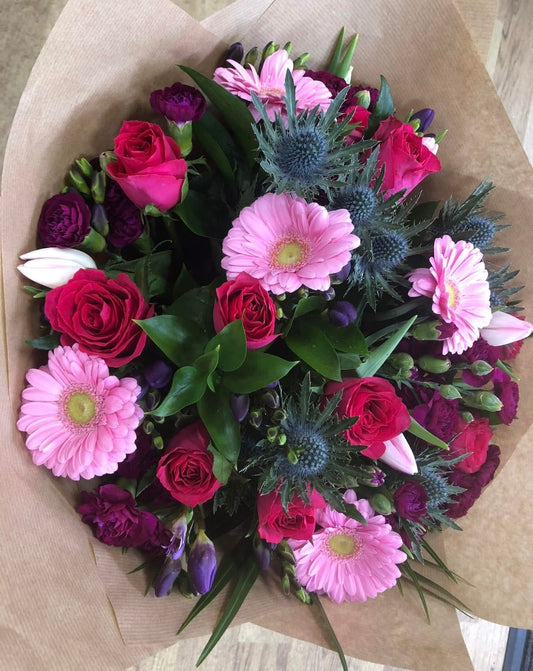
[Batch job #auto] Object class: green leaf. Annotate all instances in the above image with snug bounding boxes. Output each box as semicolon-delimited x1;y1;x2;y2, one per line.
136;314;207;366
293;294;326;319
166;286;215;335
192;112;236;185
221;351;299;393
175;188;230;239
322;320;368;355
205;320;247;372
338;352;362;371
26;333;60;350
285;319;341;382
358;315;417;377
172;264;197;299
153;366;207;417
198;388;240;463
195;555;260;667
311;595;348;671
366;75;395;136
195;348;220;393
179;65;257;166
136;464;157;496
407;417;449;450
207;443;233;484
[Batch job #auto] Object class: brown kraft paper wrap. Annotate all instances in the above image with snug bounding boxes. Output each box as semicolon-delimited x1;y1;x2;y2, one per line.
0;1;531;670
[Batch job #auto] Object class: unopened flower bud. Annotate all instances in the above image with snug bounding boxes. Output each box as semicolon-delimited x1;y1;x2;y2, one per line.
292;52;310;69
283;41;292;54
272;409;287;422
331;260;351;284
280;573;291;595
144;390;161;411
99;151;117;171
261;41;278;63
328;300;357;327
461;411;474;423
354;89;371;109
295;587;311;604
91;170;107;204
143;419;155;435
277;540;296;565
469;360;493;376
322;287;336;301
226;42;244;64
253;535;271;570
166;119;193;157
244;46;259;67
68;168;91;196
267;426;279;442
144;360;173;389
281;561;297;579
178;571;195;598
75;157;94;179
412;321;442;341
91;203;109;236
152;435;164;450
411;108;435;133
262;389;280;409
230;394;250;422
464;391;503;413
418;355;451;374
439;384;462;400
249;409;263;428
388;353;415;371
167;515;189;560
187;530;217;595
370;493;394;515
18;247;97;289
153;556;181;597
277;433;287;446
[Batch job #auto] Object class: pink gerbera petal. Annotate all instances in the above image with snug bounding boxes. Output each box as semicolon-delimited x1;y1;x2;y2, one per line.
289;492;406;604
407;235;491;354
17;344;142;481
221;192;359;295
214;50;331;121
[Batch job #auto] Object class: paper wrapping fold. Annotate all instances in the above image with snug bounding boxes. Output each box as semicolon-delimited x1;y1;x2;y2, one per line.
1;1;531;670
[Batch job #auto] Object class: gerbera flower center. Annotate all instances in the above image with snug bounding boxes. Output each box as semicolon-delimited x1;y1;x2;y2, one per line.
326;529;362;560
260;86;285;98
445;281;458;309
66;391;97;425
270;236;310;270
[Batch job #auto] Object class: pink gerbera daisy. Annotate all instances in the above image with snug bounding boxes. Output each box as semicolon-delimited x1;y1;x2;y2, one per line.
221;192;359;295
213;49;331;121
408;235;491;355
17;344;143;480
289;491;406;603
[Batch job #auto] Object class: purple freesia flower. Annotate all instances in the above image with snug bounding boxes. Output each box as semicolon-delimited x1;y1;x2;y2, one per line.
150;82;206;124
411;108;435;133
328;300;357;327
187;530;217;595
144;360;173;389
104;180;144;247
37;192;91;248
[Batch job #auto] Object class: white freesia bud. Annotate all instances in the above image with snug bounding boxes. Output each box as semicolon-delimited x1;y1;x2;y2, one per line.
379;433;418;474
18;247;97;289
421;136;439;155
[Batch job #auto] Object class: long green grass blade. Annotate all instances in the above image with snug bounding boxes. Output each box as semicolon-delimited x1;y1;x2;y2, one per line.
358;315;416;377
311;594;348;671
195;556;260;666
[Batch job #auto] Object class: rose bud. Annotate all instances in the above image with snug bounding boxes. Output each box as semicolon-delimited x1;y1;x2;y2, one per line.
144;360;173;389
187;530;217;595
327;300;357;327
37;192;92;248
18;247;97;289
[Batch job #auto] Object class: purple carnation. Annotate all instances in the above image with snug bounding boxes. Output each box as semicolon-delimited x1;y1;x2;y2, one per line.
104;180;144;247
492;369;519;425
411;390;460;443
37;192;91;247
150;82;206;124
115;429;155;480
446;444;500;519
394;481;428;522
77;484;169;555
304;70;375;112
456;337;499;387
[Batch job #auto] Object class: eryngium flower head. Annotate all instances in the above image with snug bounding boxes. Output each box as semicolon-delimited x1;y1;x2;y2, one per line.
330;185;378;231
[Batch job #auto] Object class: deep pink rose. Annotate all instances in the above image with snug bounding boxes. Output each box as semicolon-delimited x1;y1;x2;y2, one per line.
257;488;326;544
449;417;492;473
374;116;441;198
106;120;187;211
44;268;154;367
213;272;278;349
156;421;222;507
343;105;371;144
323;377;411;459
77;484;169;555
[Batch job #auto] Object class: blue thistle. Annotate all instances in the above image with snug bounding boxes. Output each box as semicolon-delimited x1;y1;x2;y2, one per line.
273;127;328;184
330;185;378;230
453;215;497;250
370;232;409;272
420;467;449;509
275;423;330;479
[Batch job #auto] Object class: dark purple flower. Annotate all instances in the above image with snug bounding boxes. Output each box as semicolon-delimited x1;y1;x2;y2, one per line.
38;192;91;247
104;181;144;247
230;394;250;422
446;444;500;518
411;390;461;442
492;369;519;425
456;336;499;386
304;70;376;112
77;484;168;553
331;260;351;284
144;360;173;389
150;82;206;124
393;481;428;522
187;530;217;595
327;300;357;327
411;108;435;133
115;429;154;480
226;42;244;64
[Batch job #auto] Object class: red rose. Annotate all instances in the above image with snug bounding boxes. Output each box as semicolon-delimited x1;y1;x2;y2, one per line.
343;105;371;144
373;116;441;198
106;120;187;211
156;421;222;507
257;488;326;544
323;377;411;459
44;268;153;367
449;417;492;473
213;272;278;349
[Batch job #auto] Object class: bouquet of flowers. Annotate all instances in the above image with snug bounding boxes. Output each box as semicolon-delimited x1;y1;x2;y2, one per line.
4;1;533;670
14;22;532;667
